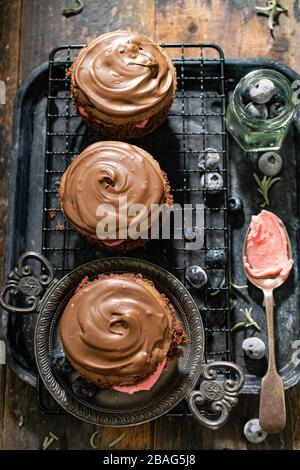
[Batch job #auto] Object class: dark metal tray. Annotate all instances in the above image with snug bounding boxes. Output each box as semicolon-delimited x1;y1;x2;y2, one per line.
1;51;300;403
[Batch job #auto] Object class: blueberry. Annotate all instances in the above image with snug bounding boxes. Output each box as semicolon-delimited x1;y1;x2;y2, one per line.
228;196;244;214
241;85;252;105
244;419;268;444
184;226;197;241
242;337;266;360
185;265;207;289
198;147;221;171
250;78;275;104
269;102;285;118
258;151;283;176
72;376;98;399
245;102;268;119
50;347;72;373
205;249;227;268
200;172;223;193
269;87;286;106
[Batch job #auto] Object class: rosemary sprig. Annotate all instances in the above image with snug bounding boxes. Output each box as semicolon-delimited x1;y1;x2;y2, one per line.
254;173;281;208
231;307;261;333
14;409;24;427
209;278;248;296
231;282;248;290
63;0;84;17
42;432;59;450
209;278;225;296
255;1;288;37
90;430;100;449
108;432;126;448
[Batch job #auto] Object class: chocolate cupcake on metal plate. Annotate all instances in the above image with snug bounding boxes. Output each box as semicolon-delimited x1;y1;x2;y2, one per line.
68;30;177;138
59;273;187;392
59;141;173;250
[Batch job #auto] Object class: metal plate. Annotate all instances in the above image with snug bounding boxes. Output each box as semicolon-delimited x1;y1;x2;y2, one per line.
35;257;204;426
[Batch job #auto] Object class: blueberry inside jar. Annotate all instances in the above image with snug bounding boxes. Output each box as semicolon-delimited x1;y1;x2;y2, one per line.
226;69;295;152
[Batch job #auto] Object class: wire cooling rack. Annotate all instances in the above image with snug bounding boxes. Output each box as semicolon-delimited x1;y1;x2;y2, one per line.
37;43;232;415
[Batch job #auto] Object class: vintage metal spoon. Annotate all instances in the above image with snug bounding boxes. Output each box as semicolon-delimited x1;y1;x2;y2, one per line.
243;227;292;433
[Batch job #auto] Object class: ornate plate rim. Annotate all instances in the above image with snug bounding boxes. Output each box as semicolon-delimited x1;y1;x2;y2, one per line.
34;257;205;426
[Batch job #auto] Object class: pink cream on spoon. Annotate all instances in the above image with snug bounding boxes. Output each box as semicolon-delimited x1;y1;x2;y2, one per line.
244;210;293;281
243;209;293;433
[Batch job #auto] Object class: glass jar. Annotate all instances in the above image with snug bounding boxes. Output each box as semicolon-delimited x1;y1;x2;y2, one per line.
226;69;295;152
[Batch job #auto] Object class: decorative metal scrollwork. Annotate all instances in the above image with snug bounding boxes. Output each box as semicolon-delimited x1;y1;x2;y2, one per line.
187;361;245;430
0;251;56;313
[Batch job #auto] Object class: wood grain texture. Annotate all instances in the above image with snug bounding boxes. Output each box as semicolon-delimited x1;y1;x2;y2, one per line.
0;0;22;448
2;371;153;450
0;0;21;271
286;384;300;450
156;0;297;70
154;395;293;450
1;0;156;451
1;0;300;450
19;0;156;79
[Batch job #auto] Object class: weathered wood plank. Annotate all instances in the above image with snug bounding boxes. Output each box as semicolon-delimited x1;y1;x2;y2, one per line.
2;0;156;451
156;0;296;69
286;384;300;450
20;0;156;79
1;0;300;450
154;0;298;450
154;395;292;450
2;370;153;450
0;0;22;270
0;0;22;448
154;416;204;450
201;394;291;450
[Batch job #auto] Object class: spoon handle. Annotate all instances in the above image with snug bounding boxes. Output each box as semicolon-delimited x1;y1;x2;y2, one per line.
259;289;286;433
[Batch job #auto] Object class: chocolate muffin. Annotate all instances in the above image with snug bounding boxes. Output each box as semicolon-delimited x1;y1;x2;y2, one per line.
59;141;173;250
59;274;186;388
68;30;177;139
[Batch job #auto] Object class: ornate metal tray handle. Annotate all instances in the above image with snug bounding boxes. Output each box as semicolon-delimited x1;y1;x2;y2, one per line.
0;252;56;313
187;361;245;431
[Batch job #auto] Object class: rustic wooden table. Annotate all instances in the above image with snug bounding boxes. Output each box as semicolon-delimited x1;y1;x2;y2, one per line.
1;0;300;450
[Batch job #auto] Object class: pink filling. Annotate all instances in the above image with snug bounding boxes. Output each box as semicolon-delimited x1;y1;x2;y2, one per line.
135;118;149;129
113;357;167;395
78;109;150;130
78;106;89;119
244;210;293;281
101;239;125;247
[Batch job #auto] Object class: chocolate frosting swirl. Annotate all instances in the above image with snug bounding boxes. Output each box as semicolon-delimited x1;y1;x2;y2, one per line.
73;31;174;117
60;141;165;240
60;276;171;381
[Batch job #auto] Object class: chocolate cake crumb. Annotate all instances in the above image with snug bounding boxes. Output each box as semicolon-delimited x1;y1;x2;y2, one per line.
49;209;57;219
56;222;64;231
162;293;188;360
75;276;90;292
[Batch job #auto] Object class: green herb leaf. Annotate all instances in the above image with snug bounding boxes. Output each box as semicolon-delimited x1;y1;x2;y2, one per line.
209;278;248;297
42;432;59;450
108;432;126;449
231;307;261;333
255;1;288;37
230;282;248;290
267;176;281;191
14;409;24;428
90;430;100;449
255;6;272;13
253;173;281;208
231;322;247;333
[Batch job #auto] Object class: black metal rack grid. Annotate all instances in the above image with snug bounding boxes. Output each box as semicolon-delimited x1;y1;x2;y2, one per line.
37;43;231;415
